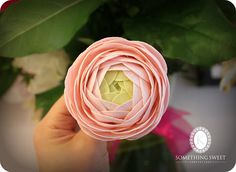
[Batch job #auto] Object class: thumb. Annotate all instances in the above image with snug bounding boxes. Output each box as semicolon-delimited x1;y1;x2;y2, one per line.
42;95;77;131
47;95;107;146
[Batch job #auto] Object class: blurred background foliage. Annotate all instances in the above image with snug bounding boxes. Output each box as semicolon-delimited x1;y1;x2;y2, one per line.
0;0;236;171
110;134;177;172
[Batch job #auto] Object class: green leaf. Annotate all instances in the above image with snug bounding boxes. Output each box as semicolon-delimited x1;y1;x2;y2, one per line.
110;134;177;172
0;0;104;57
0;58;18;96
124;0;236;66
36;84;64;117
85;0;126;39
78;37;95;45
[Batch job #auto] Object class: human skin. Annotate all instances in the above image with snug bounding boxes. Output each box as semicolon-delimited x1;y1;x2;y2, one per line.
34;96;109;172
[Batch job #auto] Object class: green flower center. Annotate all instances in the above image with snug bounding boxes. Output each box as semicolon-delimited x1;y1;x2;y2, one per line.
99;70;133;105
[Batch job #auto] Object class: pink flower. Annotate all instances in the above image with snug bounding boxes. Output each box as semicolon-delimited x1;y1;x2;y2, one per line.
0;0;18;12
152;107;192;156
64;37;170;141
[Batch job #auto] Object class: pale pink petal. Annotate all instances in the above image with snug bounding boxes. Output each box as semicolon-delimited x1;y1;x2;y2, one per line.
139;78;150;103
64;37;170;141
123;62;149;82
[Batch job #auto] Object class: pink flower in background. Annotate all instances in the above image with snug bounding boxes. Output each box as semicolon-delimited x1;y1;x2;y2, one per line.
152;107;192;156
0;0;18;12
64;37;169;141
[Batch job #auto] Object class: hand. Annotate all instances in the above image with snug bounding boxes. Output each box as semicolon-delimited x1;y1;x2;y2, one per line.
34;96;109;172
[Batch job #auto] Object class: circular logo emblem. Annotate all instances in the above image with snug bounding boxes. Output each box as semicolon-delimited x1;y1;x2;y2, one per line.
190;127;211;153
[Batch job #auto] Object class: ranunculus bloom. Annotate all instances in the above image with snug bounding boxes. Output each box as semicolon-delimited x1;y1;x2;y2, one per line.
64;37;170;141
